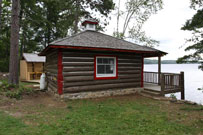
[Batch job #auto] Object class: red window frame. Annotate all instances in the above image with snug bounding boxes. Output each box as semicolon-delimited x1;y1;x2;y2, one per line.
94;55;118;80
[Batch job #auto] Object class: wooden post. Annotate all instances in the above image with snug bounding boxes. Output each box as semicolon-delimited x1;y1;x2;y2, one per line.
141;56;144;87
158;56;161;85
180;71;185;100
32;62;35;80
160;73;165;96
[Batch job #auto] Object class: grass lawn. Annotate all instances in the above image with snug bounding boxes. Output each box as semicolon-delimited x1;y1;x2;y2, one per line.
0;93;202;135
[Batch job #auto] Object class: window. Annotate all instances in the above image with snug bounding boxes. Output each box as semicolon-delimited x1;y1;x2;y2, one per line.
88;24;94;28
95;56;117;79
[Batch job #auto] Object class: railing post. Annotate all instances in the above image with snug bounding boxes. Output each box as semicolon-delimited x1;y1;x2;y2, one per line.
180;71;185;100
160;73;165;96
170;75;174;89
158;56;161;85
141;56;144;87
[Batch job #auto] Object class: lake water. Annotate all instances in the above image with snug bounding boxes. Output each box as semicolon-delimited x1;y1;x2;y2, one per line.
144;64;203;105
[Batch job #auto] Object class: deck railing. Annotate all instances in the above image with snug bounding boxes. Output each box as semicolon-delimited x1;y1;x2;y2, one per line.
144;71;185;99
143;71;159;84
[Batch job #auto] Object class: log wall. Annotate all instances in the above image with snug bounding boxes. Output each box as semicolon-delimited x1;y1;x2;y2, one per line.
45;50;58;92
62;50;142;93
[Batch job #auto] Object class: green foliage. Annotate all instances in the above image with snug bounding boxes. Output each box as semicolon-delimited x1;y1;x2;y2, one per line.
177;3;203;70
19;0;76;49
113;0;163;47
181;9;203;30
0;0;115;72
0;0;11;72
190;0;203;9
0;80;33;99
170;93;177;100
197;86;203;92
113;31;125;39
70;0;114;33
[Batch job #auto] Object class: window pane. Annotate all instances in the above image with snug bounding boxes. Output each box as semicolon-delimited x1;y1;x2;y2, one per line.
97;58;102;64
97;65;105;74
109;58;114;64
103;58;108;64
106;65;114;74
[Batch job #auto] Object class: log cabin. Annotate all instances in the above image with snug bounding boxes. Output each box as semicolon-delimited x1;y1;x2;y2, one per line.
39;19;168;99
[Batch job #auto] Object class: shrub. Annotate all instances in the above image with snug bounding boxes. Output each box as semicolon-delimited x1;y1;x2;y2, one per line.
0;80;33;100
170;93;177;100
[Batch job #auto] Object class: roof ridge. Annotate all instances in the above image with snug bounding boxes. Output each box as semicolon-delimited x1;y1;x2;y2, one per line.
91;31;160;51
50;31;87;44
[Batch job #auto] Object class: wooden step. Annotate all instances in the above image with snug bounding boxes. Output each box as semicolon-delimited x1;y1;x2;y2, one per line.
142;89;161;96
144;88;160;93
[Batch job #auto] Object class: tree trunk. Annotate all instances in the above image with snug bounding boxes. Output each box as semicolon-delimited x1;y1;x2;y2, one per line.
0;0;2;37
73;0;79;34
19;6;24;59
9;0;20;85
116;0;120;35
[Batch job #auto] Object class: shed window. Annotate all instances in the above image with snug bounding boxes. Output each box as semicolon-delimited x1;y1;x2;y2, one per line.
95;56;117;79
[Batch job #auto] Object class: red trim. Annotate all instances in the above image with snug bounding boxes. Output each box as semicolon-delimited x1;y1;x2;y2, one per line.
94;55;118;80
57;49;63;95
39;45;167;56
82;21;98;26
141;56;144;87
49;45;160;54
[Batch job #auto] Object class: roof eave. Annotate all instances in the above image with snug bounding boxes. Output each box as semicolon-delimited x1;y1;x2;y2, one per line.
39;45;167;57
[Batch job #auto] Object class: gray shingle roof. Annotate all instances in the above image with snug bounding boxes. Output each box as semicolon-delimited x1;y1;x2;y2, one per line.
23;53;45;62
50;30;166;54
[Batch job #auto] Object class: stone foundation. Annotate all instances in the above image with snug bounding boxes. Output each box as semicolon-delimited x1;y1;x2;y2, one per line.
61;88;143;100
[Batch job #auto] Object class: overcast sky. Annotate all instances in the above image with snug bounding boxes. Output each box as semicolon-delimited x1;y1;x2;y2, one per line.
105;0;196;60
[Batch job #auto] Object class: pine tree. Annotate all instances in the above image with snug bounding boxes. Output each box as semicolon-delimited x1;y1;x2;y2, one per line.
8;0;20;84
0;0;2;35
177;1;203;70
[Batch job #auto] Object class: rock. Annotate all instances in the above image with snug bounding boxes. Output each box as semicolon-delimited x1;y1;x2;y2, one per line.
170;99;177;103
184;100;197;105
62;88;143;100
172;100;184;104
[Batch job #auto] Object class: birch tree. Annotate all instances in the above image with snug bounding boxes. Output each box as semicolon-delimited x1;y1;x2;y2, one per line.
114;0;163;47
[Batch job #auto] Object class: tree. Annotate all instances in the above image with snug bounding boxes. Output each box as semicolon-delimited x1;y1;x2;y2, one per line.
177;0;203;71
0;0;14;72
113;0;163;47
8;0;20;84
190;0;202;9
0;0;114;72
32;0;76;47
0;0;2;35
19;0;114;48
70;0;115;34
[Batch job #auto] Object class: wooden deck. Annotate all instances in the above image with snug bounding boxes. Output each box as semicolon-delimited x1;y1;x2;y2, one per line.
143;71;185;99
144;83;161;91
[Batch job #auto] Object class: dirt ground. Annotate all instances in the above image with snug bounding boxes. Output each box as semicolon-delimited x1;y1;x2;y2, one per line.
0;72;8;80
0;91;67;118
